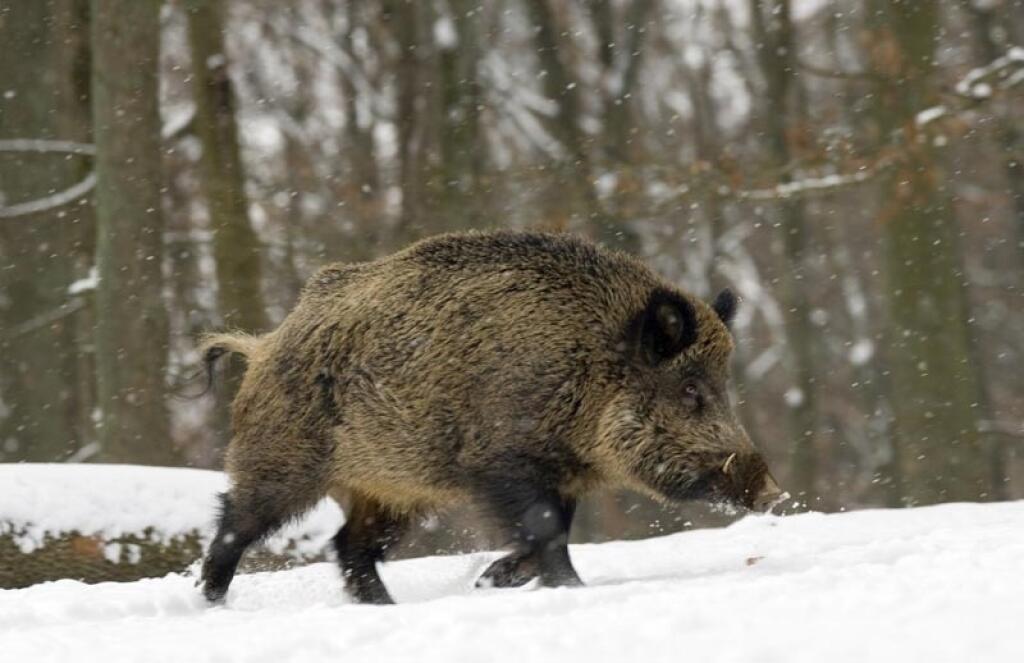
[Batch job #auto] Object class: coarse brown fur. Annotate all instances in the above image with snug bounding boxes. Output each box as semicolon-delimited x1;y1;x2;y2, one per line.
198;230;781;604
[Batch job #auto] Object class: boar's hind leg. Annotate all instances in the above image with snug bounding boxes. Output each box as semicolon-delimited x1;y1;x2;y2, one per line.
476;485;582;589
201;483;314;604
333;496;409;605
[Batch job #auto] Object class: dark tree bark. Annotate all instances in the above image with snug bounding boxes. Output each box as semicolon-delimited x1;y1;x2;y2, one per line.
437;0;484;230
523;0;638;252
383;0;426;242
962;1;1024;274
185;0;267;333
0;0;94;462
961;0;1020;499
91;0;181;465
866;0;990;504
591;0;655;164
338;0;383;251
185;0;268;458
750;0;822;504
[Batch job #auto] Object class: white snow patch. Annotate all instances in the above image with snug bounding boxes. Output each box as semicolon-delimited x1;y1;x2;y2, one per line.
103;542;122;564
0;464;342;557
784;386;805;407
915;105;948;128
1;501;1023;662
849;338;874;366
68;266;98;295
594;172;618;198
956;47;1024;98
433;16;457;49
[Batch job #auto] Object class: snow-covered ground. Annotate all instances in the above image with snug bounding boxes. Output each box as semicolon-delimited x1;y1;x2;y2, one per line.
3;498;1023;662
0;464;342;558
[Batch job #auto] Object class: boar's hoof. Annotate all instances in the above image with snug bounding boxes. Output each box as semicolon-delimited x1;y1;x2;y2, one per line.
476;552;584;589
200;580;228;605
476;553;539;589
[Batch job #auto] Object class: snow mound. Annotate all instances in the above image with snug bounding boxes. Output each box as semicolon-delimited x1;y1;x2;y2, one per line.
2;500;1023;662
0;464;342;557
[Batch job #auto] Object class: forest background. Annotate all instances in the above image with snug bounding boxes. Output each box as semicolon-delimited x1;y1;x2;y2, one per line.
2;0;1023;547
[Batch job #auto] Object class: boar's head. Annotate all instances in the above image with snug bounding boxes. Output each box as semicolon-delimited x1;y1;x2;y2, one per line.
598;287;783;512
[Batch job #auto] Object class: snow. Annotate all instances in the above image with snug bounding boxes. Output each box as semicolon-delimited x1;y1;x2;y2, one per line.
3;497;1024;662
955;46;1024;98
0;464;342;557
68;266;98;295
433;16;457;50
915;104;948;128
848;338;874;366
735;167;874;200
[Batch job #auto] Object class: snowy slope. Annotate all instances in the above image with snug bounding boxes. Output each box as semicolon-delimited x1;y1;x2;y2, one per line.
2;500;1023;663
0;464;342;557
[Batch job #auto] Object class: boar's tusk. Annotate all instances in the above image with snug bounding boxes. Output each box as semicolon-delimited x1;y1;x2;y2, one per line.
722;452;737;475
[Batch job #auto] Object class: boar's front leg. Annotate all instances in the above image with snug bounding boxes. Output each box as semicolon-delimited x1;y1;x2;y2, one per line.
333;495;409;605
476;483;582;590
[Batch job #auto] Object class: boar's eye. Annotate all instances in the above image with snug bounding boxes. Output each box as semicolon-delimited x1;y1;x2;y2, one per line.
681;381;702;410
638;289;697;364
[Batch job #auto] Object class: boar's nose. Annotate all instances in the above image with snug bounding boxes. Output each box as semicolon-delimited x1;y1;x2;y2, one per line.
752;475;784;512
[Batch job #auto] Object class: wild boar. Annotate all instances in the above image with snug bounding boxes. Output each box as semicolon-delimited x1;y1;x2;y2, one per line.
198;230;782;604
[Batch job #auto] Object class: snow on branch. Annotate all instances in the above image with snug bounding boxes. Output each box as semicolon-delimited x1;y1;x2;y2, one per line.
0;171;96;219
912;48;1024;130
162;105;196;141
731;163;884;201
0;139;97;219
0;139;96;156
914;105;950;128
955;46;1024;99
723;48;1024;203
977;419;1024;439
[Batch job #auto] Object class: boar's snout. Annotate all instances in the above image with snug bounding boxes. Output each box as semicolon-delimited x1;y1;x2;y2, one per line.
751;473;784;513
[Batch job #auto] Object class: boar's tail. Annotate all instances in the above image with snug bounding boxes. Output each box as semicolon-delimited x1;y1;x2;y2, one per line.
197;332;262;395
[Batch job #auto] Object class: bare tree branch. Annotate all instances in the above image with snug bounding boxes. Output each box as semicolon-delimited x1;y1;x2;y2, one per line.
796;60;882;81
0;139;95;156
730;162;887;201
0;171;96;219
955;46;1024;98
977;420;1024;439
717;48;1024;202
0;298;87;340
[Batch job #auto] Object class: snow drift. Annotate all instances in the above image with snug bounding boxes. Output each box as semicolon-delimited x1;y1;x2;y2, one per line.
1;464;1022;663
0;463;342;557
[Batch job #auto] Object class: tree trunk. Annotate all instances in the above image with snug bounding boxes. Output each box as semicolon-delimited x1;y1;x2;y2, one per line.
185;0;267;332
592;0;654;165
186;0;267;458
962;0;1017;500
963;3;1024;273
523;0;639;252
751;0;821;504
91;0;181;465
0;0;93;463
437;0;483;230
338;0;382;253
384;0;425;243
867;0;990;504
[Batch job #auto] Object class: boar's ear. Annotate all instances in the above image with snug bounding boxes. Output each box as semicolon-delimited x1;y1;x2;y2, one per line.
712;288;738;329
638;289;698;364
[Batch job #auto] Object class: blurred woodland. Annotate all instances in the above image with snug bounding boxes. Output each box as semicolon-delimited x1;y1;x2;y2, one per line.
1;0;1024;545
